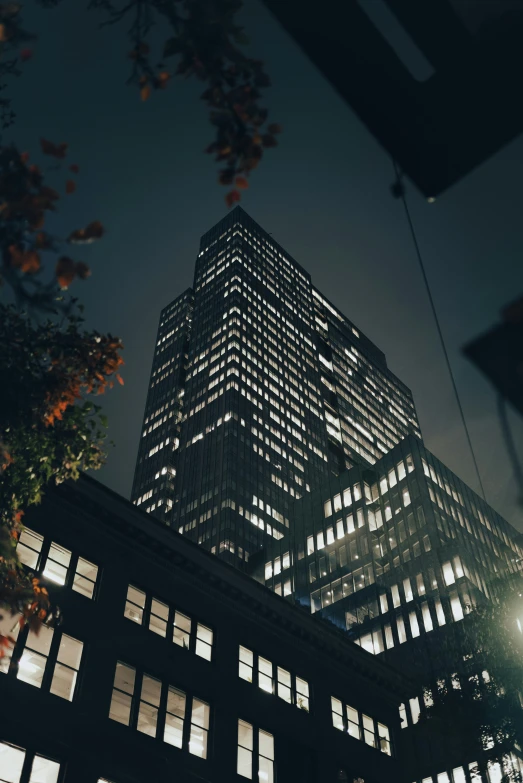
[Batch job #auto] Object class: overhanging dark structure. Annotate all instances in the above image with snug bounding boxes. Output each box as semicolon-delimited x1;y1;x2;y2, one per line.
464;296;523;417
260;0;523;198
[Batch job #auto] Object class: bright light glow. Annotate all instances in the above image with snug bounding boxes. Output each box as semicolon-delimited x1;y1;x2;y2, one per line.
19;658;38;674
42;568;66;586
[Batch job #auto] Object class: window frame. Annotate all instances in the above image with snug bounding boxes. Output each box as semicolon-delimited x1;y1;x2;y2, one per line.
15;526;100;600
238;645;310;712
6;622;83;703
108;660;211;759
331;696;393;756
237;719;275;782
0;741;62;783
123;584;214;661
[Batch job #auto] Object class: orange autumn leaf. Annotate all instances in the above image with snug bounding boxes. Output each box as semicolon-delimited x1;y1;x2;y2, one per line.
75;261;91;280
55;256;76;288
225;189;241;208
235;176;249;190
40;138;68;159
140;82;151;102
68;220;105;244
65;179;76;194
8;245;41;274
116;373;124;386
0;25;7;43
157;71;170;89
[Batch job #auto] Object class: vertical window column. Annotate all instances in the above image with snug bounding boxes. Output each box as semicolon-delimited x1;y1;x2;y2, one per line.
237;720;274;782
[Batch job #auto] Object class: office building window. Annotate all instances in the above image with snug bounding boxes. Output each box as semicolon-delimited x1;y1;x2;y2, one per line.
239;646;309;711
237;720;274;782
137;675;161;737
331;697;392;755
109;662;136;725
16;528;43;570
42;542;72;585
189;698;210;758
124;585;146;624
195;624;213;661
0;743;61;783
149;598;169;637
109;661;210;758
164;686;185;748
72;557;98;599
13;627;47;690
123;585;213;660
16;624;83;701
239;646;254;682
49;634;83;701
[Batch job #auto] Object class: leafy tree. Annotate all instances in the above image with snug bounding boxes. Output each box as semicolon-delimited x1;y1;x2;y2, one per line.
418;576;523;782
0;141;123;651
90;0;282;206
0;0;281;206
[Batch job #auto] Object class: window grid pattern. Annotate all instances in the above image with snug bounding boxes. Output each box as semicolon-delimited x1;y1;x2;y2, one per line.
123;584;213;661
16;526;99;599
237;719;274;782
239;645;310;712
331;697;392;756
108;661;210;759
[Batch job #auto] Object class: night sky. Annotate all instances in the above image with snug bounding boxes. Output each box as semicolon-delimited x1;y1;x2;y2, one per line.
11;1;523;529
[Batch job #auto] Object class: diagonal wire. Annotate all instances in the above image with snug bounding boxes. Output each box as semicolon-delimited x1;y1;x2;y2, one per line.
497;394;523;503
392;160;487;503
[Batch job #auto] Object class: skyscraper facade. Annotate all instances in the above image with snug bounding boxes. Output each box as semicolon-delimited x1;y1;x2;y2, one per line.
132;207;523;783
132;207;421;566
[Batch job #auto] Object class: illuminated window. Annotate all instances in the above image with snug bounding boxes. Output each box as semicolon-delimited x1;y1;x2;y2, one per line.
138;674;161;737
42;542;71;586
16;527;43;570
331;698;391;755
258;657;273;693
189;698;210;758
150;598;169;637
237;720;274;782
109;662;136;725
450;592;464;622
391;585;400;608
17;625;54;689
442;561;455;586
173;611;191;648
164;686;185;748
409;696;420;724
124;585;145;624
434;598;446;626
240;646;309;709
239;646;254;682
195;624;213;661
409;611;420;638
72;557;98;599
109;661;210;756
0;743;61;783
49;634;83;701
421;602;433;633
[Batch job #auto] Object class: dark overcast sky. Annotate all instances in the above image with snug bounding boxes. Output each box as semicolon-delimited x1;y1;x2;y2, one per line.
12;1;523;529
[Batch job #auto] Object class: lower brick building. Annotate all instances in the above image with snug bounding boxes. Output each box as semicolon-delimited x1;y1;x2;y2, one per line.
0;474;408;783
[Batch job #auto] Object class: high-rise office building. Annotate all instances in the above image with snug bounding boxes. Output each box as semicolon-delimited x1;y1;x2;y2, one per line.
131;206;523;783
132;206;421;566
